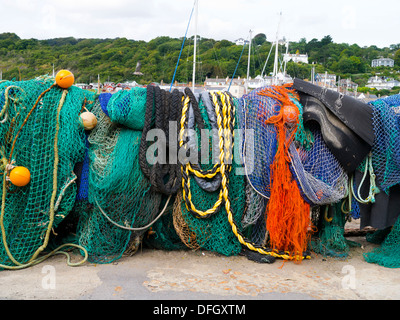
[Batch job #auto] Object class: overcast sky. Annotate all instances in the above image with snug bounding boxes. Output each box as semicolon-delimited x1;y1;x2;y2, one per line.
0;0;398;48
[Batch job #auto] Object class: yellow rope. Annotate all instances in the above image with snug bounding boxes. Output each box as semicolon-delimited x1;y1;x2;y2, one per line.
0;86;88;270
179;93;224;217
180;90;310;261
0;85;23;122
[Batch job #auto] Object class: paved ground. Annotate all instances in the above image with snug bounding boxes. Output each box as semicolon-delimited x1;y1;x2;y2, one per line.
0;233;399;302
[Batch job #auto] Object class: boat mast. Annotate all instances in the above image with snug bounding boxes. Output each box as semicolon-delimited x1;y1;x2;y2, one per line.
192;0;198;92
246;29;252;93
273;12;282;85
283;39;289;77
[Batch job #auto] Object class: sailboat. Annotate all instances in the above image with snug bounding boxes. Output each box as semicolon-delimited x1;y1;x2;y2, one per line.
249;12;293;90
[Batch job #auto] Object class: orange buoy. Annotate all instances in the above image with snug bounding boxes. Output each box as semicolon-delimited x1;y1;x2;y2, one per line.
9;166;31;187
282;104;299;124
79;111;97;130
55;70;74;89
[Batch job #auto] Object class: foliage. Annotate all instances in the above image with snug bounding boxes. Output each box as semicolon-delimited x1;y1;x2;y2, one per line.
0;32;398;86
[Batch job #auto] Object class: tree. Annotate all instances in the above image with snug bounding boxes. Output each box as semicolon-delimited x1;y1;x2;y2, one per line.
395;49;400;67
321;35;333;46
253;33;267;46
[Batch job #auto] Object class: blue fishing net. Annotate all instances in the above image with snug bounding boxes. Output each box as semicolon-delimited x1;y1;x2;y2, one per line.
237;87;278;199
367;94;400;193
289;122;348;205
237;86;348;206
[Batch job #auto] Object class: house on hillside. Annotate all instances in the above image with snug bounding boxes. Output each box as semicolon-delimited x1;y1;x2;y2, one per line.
366;76;400;90
235;38;249;46
371;58;395;68
338;78;358;93
316;73;337;88
283;52;309;64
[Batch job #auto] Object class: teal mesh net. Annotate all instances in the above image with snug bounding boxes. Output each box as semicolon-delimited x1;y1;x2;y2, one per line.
173;91;246;256
0;76;93;269
76;89;162;264
364;216;400;268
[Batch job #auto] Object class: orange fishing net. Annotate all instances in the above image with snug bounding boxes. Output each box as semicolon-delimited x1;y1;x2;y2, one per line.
258;85;312;260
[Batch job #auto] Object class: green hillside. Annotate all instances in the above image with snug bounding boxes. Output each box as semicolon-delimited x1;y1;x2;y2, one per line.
0;32;399;91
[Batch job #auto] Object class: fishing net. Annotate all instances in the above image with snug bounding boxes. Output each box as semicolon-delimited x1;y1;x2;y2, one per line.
289;122;349;205
0;76;92;269
356;94;400;268
139;85;186;251
235;84;352;261
173;90;246;256
310;202;358;258
366;94;400;193
76;88;162;264
236;87;278;198
106;87;147;130
143;194;187;251
241;182;268;230
237;86;348;206
364;215;400;268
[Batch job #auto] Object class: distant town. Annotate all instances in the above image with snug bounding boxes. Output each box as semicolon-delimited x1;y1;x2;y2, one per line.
77;55;399;103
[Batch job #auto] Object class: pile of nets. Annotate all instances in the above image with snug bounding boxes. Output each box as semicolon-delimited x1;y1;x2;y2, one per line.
172;90;246;256
237;85;348;206
357;94;400;268
76;87;163;264
2;73;400;270
237;84;350;259
0;76;91;269
362;94;400;193
310;201;359;258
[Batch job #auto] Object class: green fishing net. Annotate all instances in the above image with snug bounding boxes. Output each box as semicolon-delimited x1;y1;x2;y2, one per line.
106;87;148;130
364;216;400;268
76;90;162;264
0;76;93;269
173;92;246;256
144;194;187;251
311;202;358;258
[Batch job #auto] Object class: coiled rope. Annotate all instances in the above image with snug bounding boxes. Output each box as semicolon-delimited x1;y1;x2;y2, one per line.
179;89;310;261
139;85;183;195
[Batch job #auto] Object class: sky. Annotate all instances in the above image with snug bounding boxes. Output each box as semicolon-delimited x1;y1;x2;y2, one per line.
0;0;398;48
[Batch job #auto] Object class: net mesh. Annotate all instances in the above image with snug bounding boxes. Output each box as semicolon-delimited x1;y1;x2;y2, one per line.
0;76;93;268
289;122;348;205
2;75;399;269
237;86;348;206
366;94;400;193
359;94;400;268
76;89;162;264
172;91;246;256
364;215;400;268
310;202;357;258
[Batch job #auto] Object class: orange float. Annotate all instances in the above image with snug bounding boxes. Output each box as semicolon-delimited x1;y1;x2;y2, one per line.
282;104;299;124
55;70;74;89
9;166;31;187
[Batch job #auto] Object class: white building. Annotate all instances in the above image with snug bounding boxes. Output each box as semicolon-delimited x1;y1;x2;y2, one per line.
371;58;395;68
316;73;337;88
366;76;400;90
235;38;249;46
283;52;309;64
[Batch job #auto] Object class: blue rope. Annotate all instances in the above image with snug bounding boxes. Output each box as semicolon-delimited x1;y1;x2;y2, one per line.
228;43;246;92
170;1;195;92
